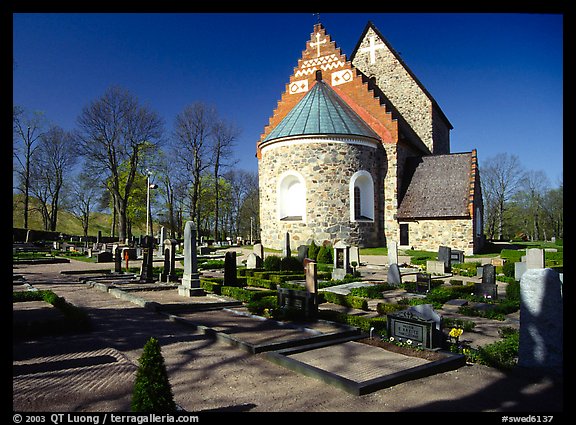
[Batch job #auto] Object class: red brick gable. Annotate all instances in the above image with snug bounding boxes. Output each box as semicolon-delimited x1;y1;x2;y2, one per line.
256;23;398;159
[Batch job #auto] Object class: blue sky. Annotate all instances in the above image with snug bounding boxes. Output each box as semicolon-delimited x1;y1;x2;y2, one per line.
12;12;563;187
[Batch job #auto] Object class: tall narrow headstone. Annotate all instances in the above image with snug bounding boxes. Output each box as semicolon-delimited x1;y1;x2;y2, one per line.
387;241;398;265
158;226;166;256
224;251;237;286
139;236;155;282
253;243;264;261
297;245;309;263
160;239;178;282
350;246;360;267
519;268;563;372
178;221;204;296
283;232;291;258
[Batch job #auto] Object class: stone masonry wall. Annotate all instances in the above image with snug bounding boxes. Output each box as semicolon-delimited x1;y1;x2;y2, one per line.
259;138;385;250
399;218;475;256
352;26;451;155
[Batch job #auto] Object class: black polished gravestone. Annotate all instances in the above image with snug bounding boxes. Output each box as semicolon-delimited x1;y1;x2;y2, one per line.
474;264;498;299
386;304;443;349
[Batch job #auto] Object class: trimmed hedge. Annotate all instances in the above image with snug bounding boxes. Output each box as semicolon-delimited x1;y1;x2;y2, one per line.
319;291;368;310
220;286;277;302
318;310;387;333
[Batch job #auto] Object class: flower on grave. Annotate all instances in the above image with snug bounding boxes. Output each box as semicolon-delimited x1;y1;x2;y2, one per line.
406;339;413;345
449;327;463;344
389;337;395;342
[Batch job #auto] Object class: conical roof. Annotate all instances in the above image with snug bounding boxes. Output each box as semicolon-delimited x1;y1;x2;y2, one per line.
262;80;380;143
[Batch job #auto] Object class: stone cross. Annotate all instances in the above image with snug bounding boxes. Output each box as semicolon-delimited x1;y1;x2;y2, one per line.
310;32;327;57
359;34;385;64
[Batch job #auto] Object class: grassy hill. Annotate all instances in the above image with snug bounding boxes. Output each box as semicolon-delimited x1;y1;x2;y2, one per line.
12;193;146;237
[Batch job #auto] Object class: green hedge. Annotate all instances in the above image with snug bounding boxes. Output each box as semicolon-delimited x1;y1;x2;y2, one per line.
319;291;368;310
318;310;387;333
220;286;277;302
376;302;407;315
348;283;394;298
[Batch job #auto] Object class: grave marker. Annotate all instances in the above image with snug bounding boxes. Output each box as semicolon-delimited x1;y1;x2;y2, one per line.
178;221;204;296
519;268;563;371
160;239;178;282
332;241;351;280
386;304;443;349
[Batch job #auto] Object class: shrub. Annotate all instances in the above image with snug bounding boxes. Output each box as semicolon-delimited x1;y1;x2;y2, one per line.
319;291;368;310
505;280;520;302
246;296;278;316
280;256;303;271
349;283;394;298
502;260;515;278
263;255;281;271
316;244;333;264
376;302;407;315
307;240;320;261
477;328;519;369
131;337;176;412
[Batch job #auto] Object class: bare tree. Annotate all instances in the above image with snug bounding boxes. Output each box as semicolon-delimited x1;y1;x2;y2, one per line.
211;119;240;242
13;106;46;229
69;167;104;237
480;153;525;240
519;170;550;241
173;102;215;239
75;86;164;241
29;125;77;231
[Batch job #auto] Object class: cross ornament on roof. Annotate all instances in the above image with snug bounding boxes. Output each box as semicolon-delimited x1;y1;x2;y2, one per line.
359;34;386;64
310;31;327;58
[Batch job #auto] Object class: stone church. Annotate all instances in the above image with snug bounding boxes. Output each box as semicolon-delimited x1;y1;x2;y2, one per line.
257;21;484;255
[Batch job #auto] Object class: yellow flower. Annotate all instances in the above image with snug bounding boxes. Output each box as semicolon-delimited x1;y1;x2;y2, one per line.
449;328;463;338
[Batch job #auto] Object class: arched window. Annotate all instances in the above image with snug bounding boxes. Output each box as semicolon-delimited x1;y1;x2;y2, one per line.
278;171;306;221
350;170;374;222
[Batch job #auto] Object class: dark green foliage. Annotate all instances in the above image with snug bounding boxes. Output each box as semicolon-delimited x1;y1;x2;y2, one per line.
280;256;303;271
505;280;521;302
349;283;394;298
477;328;519;369
502;260;515;278
318;310;387;333
376;302;407;315
263;255;282;271
316;244;333;264
246;296;278;316
319;291;368;310
131;337;176;412
307;240;320;261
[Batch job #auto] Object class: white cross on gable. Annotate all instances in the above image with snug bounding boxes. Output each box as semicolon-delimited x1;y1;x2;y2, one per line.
310;32;327;58
359;35;385;64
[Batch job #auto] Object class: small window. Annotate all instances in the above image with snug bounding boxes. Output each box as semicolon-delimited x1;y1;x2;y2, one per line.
400;223;409;246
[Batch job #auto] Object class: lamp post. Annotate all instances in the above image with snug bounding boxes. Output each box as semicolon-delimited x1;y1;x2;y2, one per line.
146;170;158;236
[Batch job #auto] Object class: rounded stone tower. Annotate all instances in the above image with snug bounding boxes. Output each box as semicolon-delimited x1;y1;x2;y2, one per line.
258;78;385;250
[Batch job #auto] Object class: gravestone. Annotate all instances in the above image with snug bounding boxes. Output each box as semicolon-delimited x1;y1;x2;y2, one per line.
160;239;178;282
387;241;398;265
451;249;464;264
387;263;402;286
114;245;123;273
224;251;237;286
277;258;318;320
526;248;545;269
350;246;360;267
426;260;446;275
514;261;527;281
158;226;166;256
178;221;204;296
97;230;102;244
139;236;155;282
437;246;451;272
518;268;563;371
253;243;264;261
246;253;261;269
332;241;351;280
283;232;291;258
96;251;113;263
297;245;309;263
386;304;443;349
474;264;498;299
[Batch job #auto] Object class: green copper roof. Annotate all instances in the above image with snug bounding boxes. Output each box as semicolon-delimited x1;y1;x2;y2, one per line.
262;80;380;143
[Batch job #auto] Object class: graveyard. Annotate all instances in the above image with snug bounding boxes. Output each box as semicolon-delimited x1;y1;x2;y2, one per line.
12;227;564;412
